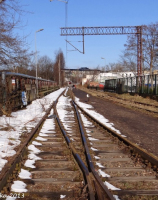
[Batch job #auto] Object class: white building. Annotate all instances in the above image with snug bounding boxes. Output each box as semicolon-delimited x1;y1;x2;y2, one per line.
82;72;135;85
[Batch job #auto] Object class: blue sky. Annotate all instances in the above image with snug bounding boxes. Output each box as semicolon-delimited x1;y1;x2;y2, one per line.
19;0;158;69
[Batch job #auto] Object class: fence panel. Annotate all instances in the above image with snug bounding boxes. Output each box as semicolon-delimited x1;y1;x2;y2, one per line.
104;74;158;95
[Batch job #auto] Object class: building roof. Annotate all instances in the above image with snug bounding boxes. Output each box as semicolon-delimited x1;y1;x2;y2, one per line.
62;68;100;71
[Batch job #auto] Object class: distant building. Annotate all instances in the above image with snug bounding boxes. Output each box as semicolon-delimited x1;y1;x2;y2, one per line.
82;72;135;85
62;68;100;84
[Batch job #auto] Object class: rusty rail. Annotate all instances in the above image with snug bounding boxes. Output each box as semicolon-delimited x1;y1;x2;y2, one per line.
74;100;158;172
0;90;65;193
54;100;95;200
0;102;54;191
72;101;115;200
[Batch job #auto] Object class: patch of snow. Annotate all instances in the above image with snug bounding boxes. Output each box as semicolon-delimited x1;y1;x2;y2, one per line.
104;181;121;190
91;147;98;151
75;97;126;138
86;130;92;133
35;136;47;141
121;135;127;137
98;169;110;177
11;180;27;192
28;153;42;161
32;141;42;146
57;95;75;134
94;156;100;159
18;169;31;179
60;194;66;199
24;159;35;168
39;133;48;137
96;162;105;168
6;196;16;200
88;137;98;141
113;195;121;200
0;159;8;171
28;145;41;154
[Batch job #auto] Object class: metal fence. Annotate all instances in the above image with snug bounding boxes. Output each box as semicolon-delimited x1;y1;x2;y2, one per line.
104;74;158;95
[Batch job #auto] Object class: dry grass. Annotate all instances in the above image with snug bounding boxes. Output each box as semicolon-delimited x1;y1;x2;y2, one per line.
78;85;158;106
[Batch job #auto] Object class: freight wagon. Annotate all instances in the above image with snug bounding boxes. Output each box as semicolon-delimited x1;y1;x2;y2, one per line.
0;71;57;115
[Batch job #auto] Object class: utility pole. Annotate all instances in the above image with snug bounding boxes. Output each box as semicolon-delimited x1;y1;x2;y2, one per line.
35;28;44;97
50;0;69;65
58;55;61;87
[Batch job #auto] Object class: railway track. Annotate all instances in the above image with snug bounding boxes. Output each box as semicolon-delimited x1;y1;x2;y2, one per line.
1;88;158;200
0;91;86;200
75;99;158;200
106;93;158;114
83;87;158;115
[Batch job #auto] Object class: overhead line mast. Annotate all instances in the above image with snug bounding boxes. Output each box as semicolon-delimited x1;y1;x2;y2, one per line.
60;26;142;76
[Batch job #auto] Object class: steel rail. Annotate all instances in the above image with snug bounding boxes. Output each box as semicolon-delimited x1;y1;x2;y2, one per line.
54;100;95;200
74;100;158;171
72;101;115;200
0;101;55;192
0;90;65;192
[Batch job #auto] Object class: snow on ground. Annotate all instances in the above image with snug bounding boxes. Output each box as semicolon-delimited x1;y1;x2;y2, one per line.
2;88;123;198
94;156;100;159
98;169;110;177
113;195;121;200
88;137;98;141
11;180;27;192
75;97;126;137
57;94;75;141
0;88;65;173
96;162;105;168
6;196;16;200
60;194;66;199
32;141;42;146
19;169;31;179
64;87;68;96
91;147;98;151
104;181;121;190
24;159;36;168
10;109;57;194
24;112;57;170
24;143;42;168
35;136;47;141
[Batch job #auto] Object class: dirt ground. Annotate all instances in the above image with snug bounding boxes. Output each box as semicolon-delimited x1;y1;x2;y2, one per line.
73;88;158;158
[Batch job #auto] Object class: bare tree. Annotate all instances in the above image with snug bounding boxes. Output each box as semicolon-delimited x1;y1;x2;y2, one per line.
119;50;137;73
38;55;54;80
123;23;158;74
53;49;65;86
105;63;125;72
0;0;30;68
143;24;158;74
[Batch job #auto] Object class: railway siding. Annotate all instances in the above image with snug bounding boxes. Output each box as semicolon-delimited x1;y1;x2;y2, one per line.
82;86;158;116
73;88;158;158
76;100;158;199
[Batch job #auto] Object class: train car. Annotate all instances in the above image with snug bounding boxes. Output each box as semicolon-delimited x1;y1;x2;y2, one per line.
0;71;57;115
